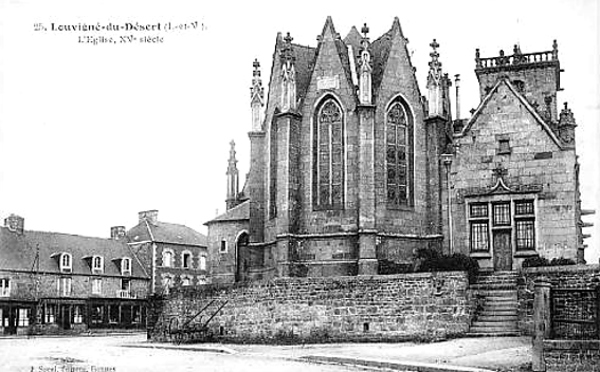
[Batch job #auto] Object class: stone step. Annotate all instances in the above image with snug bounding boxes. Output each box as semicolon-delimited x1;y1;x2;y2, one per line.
473;290;518;297
476;315;518;322
482;302;518;309
479;310;518;317
471;320;518;328
466;331;521;337
469;326;519;333
483;296;518;302
471;282;518;289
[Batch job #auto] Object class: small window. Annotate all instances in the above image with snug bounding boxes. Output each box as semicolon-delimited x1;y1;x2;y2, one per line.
92;278;102;295
498;139;511;155
92;256;103;273
0;279;10;297
220;240;227;254
162;275;173;295
182;277;191;286
515;200;534;215
492;203;511;226
469;203;488;218
163;250;174;267
60;253;72;272
121;258;132;275
200;256;207;271
91;305;103;325
182;252;192;269
198;276;207;285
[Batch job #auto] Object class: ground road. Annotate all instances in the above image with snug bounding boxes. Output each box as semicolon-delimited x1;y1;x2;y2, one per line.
0;334;372;372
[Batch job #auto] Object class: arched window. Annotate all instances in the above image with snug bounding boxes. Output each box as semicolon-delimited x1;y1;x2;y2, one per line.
386;99;413;207
60;253;72;272
92;256;103;273
269;117;278;218
314;98;344;209
199;255;207;271
163;250;173;267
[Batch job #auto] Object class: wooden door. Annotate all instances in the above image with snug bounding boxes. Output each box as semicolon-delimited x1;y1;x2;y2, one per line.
493;230;513;271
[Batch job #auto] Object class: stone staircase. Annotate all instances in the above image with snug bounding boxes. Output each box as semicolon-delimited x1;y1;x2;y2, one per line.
468;271;520;336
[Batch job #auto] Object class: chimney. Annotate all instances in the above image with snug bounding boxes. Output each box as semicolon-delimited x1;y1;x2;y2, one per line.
110;226;127;240
138;210;159;225
4;214;24;235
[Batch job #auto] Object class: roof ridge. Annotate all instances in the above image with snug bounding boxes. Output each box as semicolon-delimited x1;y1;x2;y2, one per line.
0;226;123;242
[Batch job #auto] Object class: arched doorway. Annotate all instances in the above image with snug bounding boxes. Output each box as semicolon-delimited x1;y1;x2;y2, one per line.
235;231;249;282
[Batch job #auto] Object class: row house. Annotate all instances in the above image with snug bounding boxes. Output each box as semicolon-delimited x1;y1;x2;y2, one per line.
0;214;149;335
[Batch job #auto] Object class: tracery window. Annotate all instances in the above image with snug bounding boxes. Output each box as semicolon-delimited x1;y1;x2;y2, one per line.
314;98;344;209
386;100;413;207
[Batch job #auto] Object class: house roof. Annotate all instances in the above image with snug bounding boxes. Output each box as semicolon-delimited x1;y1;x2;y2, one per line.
0;226;147;278
127;221;208;247
457;77;564;149
204;200;250;225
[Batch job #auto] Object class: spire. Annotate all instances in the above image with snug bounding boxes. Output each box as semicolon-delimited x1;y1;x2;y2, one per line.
280;32;296;112
250;59;264;131
426;39;444;118
358;23;372;105
226;140;240;210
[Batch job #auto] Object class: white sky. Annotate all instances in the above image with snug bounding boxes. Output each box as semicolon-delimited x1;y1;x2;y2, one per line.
1;0;598;262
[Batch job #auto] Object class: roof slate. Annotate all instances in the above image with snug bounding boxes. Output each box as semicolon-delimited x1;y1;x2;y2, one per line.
204;200;249;225
0;227;147;278
128;221;208;246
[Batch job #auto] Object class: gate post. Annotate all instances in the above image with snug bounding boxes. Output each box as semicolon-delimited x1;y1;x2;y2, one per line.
532;276;552;372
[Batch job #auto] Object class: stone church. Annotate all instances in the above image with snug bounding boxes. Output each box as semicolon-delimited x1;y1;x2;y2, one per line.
205;17;587;283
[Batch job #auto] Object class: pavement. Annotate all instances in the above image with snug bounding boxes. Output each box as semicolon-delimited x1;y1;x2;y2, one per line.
127;336;532;372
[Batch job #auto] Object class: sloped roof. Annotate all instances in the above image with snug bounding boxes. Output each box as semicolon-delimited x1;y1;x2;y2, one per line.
457;77;564;149
204;200;250;225
291;43;317;103
128;221;207;246
0;227;147;278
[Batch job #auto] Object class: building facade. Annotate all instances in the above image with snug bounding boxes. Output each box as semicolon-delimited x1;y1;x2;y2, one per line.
127;210;209;295
206;17;588;283
0;214;148;335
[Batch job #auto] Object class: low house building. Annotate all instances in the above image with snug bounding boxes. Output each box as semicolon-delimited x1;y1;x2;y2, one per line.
0;214;149;335
126;210;209;295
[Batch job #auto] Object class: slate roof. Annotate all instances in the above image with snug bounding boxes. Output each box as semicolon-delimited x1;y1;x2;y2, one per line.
127;221;208;247
291;43;317;104
204;200;249;225
0;226;147;278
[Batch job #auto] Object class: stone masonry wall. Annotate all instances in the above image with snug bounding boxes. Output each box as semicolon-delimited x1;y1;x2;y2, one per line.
150;271;471;343
516;264;600;336
544;340;600;372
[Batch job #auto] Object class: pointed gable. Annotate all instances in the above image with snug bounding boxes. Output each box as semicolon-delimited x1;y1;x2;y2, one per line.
459;77;564;149
371;17;421;105
306;16;356;102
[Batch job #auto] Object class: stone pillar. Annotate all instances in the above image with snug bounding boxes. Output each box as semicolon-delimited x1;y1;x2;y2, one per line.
248;131;266;242
357;104;378;275
533;276;552;372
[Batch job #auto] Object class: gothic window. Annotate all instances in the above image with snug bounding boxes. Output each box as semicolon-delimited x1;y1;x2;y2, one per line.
314;98;344;209
60;253;72;272
92;255;103;273
386;100;413;207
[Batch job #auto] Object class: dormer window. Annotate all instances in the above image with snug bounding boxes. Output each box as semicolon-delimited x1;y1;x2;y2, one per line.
121;257;131;276
92;255;104;274
60;253;72;273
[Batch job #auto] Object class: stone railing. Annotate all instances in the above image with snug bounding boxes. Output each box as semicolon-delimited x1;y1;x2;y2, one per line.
476;50;557;70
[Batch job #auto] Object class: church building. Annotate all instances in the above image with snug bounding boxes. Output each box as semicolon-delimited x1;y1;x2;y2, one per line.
205;17;588;283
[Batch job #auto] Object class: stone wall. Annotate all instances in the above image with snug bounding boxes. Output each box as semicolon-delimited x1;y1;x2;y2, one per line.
149;271;472;343
517;264;600;335
544;340;600;372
